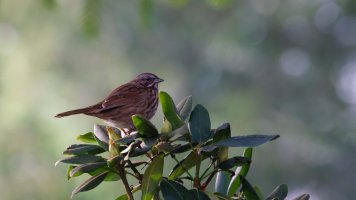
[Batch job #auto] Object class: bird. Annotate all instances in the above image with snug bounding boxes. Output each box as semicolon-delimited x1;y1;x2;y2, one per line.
55;73;164;134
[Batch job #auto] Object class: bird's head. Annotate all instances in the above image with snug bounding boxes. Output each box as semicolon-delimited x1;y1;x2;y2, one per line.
134;73;164;88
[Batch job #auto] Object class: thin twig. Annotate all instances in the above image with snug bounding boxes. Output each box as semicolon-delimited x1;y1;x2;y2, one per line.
116;163;134;200
200;158;215;180
170;154;194;179
126;160;143;183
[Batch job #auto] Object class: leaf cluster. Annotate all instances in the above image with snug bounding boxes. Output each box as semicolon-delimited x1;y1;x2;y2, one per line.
56;91;309;200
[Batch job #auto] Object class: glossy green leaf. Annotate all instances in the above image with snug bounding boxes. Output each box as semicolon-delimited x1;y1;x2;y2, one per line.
69;162;107;177
155;141;176;153
253;185;264;200
71;171;108;198
103;172;121;181
76;132;97;143
189;104;212;143
199;145;218;154
161;119;173;134
171;143;193;154
176;95;193;121
266;184;288;200
55;155;105;166
218;156;251;170
159;91;185;130
132;115;158;138
215;171;230;195
214;135;279;147
107;155;122;165
93;124;109;150
130;137;158;157
215;123;232;195
227;148;253;197
141;154;164;200
241;178;260;200
292;194;310;200
114;133;138;145
169;151;206;180
189;189;210;200
160;179;191;199
63;144;105;155
213;123;231;143
164;124;190;140
67;165;76;180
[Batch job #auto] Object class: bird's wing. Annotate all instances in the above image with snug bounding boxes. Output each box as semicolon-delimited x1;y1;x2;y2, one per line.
100;83;144;111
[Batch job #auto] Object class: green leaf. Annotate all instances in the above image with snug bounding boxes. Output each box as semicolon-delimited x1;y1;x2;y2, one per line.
55;155;105;166
103;172;121;181
93;124;109;151
189;104;212;143
241;178;260;200
213;135;279;147
189;189;210;200
266;184;288;200
213;123;231;143
176;95;193;121
67;165;76;180
292;194;310;200
142;154;164;200
169;151;206;180
159;91;185;130
115;133;138;145
199;145;218;154
63;144;105;155
163;124;190;141
227;148;253;197
253;185;264;200
215;171;231;196
77;132;97;143
160;179;191;199
155;141;176;153
218;156;251;170
71;171;108;198
214;123;232;195
132;115;159;138
130;137;158;157
171;143;193;154
69;162;107;178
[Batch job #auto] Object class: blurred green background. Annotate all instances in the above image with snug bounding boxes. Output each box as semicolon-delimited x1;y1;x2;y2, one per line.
1;0;356;199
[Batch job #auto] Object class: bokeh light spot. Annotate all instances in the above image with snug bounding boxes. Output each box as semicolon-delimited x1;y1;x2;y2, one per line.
280;48;310;77
314;2;341;33
337;59;356;104
333;16;356;46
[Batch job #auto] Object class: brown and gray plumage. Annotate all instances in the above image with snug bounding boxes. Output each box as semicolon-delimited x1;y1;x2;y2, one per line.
55;73;164;131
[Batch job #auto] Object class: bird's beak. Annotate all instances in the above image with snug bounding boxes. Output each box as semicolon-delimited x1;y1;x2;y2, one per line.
154;78;164;83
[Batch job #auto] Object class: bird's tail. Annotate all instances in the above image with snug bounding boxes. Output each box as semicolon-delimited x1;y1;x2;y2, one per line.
55;107;92;118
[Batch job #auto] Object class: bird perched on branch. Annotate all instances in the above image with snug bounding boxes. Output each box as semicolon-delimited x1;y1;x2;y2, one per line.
55;73;164;134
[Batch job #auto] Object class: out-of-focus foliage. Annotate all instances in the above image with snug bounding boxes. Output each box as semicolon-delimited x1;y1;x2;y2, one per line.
1;0;356;199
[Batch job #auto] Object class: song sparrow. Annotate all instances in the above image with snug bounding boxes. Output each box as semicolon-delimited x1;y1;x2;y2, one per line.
55;73;164;132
